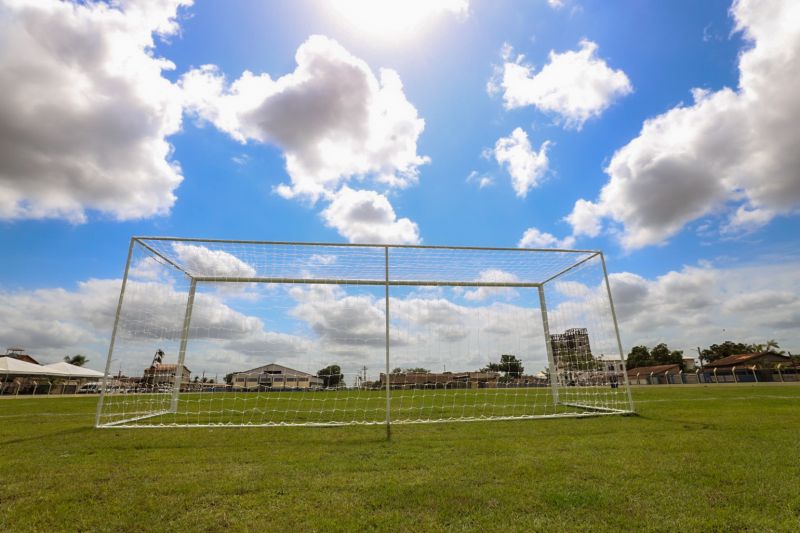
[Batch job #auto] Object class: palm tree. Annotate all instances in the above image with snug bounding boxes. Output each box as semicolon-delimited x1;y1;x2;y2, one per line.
765;339;784;354
64;354;88;367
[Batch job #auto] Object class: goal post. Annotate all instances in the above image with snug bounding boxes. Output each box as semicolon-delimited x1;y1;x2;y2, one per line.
96;237;635;429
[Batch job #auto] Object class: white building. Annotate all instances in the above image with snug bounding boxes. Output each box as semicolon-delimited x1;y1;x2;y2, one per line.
231;363;323;390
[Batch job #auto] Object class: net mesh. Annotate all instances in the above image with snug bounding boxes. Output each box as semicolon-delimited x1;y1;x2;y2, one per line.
96;239;633;428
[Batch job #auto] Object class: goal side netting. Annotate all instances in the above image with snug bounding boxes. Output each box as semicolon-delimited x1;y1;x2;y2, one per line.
95;238;634;428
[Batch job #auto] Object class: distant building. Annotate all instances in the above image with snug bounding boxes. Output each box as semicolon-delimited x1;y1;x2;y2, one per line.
703;352;791;371
599;358;625;373
4;347;39;365
549;328;593;364
683;358;697;371
549;328;596;385
143;363;191;387
627;364;682;385
231;363;323;390
379;371;501;389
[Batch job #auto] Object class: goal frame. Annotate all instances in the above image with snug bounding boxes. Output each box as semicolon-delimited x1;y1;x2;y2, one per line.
95;237;636;430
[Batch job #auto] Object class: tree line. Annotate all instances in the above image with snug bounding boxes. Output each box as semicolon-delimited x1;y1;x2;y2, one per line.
626;339;790;370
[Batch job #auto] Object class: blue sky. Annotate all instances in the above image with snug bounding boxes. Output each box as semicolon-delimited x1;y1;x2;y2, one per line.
0;0;798;374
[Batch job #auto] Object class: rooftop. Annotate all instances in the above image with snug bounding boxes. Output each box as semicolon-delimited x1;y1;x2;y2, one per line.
704;352;789;368
627;364;681;375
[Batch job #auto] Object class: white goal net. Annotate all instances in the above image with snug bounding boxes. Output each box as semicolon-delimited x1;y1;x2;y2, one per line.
95;238;634;428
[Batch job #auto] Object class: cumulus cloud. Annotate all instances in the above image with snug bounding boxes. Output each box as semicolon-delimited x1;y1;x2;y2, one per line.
287;284;545;371
172;243;256;278
493;128;551;198
608;262;800;352
321;187;420;244
462;269;520;302
181;34;429;203
289;285;386;350
493;40;631;129
564;199;604;239
0;277;312;375
0;0;189;222
545;259;800;361
518;227;575;249
223;331;312;359
568;0;800;249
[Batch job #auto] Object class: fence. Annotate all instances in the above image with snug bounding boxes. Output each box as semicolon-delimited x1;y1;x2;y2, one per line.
629;367;800;385
1;379;83;396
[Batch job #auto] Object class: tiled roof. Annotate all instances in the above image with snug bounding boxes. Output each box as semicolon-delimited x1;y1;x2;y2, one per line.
626;364;681;376
704;352;789;368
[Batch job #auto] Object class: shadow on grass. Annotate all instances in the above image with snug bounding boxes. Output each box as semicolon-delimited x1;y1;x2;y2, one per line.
97;424;394;449
0;425;93;446
633;413;718;431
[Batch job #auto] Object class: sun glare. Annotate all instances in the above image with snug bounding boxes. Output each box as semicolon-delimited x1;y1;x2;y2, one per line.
325;0;468;42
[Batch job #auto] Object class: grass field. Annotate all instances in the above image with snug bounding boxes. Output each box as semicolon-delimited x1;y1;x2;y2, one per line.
1;385;799;532
98;386;631;427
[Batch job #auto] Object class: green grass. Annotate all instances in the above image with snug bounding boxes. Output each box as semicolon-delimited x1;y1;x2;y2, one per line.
99;387;629;426
1;385;799;532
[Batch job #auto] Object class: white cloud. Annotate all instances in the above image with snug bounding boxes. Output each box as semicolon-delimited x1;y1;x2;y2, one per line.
223;331;312;359
568;0;800;249
0;0;189;222
463;269;520;302
494;40;631;129
321;187;420;244
518;227;576;249
0;278;299;372
172;243;256;278
722;289;797;314
608;262;800;353
547;260;800;358
493;128;551;198
181;34;429;203
466;170;494;189
309;254;337;266
547;0;565;8
564;199;604;239
288;284;545;372
289;285;386;350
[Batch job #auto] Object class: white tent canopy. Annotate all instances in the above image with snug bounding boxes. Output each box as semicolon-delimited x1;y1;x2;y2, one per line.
43;362;104;379
0;357;65;376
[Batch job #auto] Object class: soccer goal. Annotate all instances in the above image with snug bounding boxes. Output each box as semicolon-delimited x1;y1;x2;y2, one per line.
95;237;634;429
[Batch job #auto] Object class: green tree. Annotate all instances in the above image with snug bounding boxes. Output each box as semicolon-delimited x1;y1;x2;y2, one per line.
651;343;684;368
627;344;685;370
317;364;344;388
224;373;234;385
391;367;403;374
765;339;784;354
625;345;652;370
63;354;88;367
405;367;430;373
483;354;524;379
700;341;756;363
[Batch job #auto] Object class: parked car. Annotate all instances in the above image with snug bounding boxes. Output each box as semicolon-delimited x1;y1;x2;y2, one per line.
78;382;101;394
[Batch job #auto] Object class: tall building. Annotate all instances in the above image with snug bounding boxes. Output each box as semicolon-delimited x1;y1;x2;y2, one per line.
142;363;191;387
549;328;593;370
